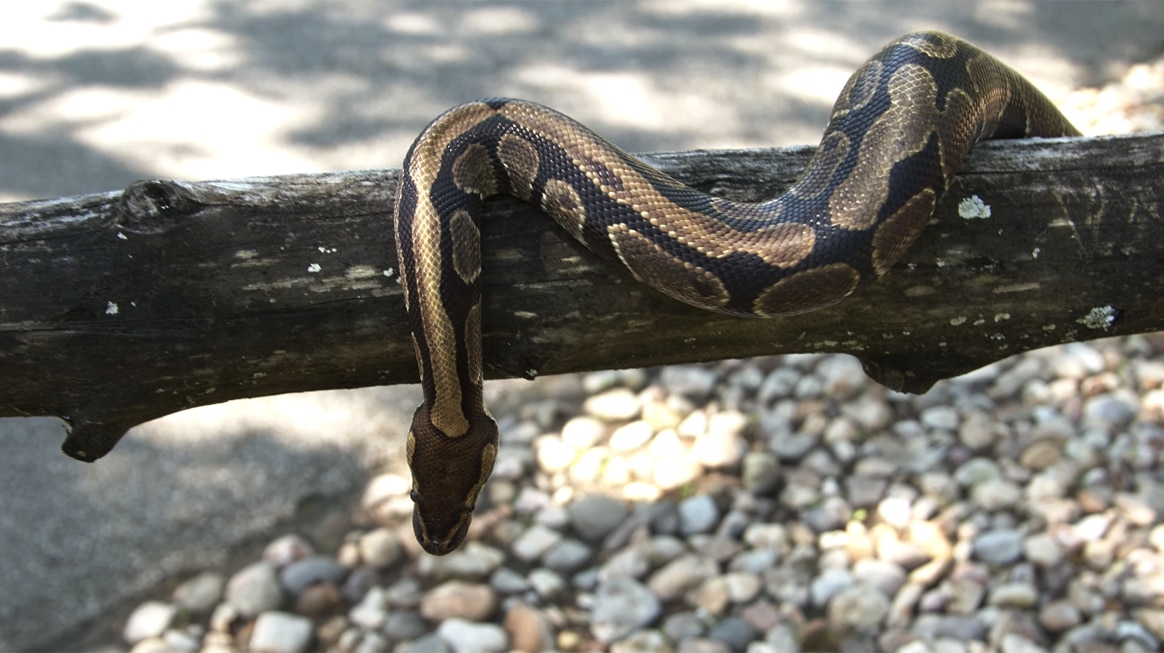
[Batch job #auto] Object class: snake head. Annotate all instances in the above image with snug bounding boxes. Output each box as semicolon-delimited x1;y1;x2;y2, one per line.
406;404;498;556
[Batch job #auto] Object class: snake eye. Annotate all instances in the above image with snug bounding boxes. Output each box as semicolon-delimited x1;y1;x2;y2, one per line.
409;490;421;503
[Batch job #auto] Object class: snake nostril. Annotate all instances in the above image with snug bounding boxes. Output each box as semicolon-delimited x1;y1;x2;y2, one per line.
409;490;421;503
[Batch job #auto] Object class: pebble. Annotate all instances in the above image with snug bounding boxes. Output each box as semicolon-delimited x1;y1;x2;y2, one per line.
357;528;403;569
706;616;756;650
828;583;891;631
436;619;509;653
263;535;315;567
584;388;642;421
510;523;563;561
348;586;388;630
542;538;592;571
225;562;284;617
568;493;629;541
249;611;313;653
973;530;1025;565
504;603;553;653
647;553;720;601
384;610;428;642
660;366;718;399
677;495;720;535
419;581;497;621
123;601;178;644
279;555;347;596
172;572;225;613
591;577;663;644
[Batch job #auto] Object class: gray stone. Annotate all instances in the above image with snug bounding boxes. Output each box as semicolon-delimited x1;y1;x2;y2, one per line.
172;572;225;613
767;429;819;461
988;582;1039;608
678;494;720;535
1038;600;1082;632
226;562;284;617
249;611;313;653
591;577;663;644
706;616;756;651
416;541;505;581
568;494;629;542
660;366;719;399
510;524;563;562
340;566;380;605
397;634;451;653
741;451;781;494
827;583;890;631
647;553;719;601
528;568;567;599
436;619;509;653
348;586;388;630
970;479;1023;511
811;568;856;608
972;530;1024;565
384;611;428;642
279;555;347;596
542;538;592;572
662;611;706;640
1083;392;1138;427
853;558;906;597
489;566;531;594
920;406;960;431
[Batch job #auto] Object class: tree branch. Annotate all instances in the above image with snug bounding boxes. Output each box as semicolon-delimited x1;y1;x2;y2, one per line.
1;133;1161;461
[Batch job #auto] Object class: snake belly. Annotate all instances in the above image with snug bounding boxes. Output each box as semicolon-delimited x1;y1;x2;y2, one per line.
393;30;1080;555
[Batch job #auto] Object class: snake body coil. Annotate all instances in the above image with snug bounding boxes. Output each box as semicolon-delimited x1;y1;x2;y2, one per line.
394;31;1079;555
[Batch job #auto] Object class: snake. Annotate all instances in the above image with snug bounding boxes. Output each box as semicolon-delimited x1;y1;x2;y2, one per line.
392;30;1080;555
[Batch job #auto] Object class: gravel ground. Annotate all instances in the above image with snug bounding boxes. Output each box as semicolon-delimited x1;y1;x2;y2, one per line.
3;3;1162;653
99;57;1164;653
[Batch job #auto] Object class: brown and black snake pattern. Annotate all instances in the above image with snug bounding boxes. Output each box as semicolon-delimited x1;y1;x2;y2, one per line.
393;31;1080;555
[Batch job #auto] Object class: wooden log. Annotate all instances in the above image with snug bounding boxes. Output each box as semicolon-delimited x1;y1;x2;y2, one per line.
0;132;1161;461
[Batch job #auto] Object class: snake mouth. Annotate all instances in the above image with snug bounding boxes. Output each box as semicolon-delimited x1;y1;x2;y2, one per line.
421;538;458;556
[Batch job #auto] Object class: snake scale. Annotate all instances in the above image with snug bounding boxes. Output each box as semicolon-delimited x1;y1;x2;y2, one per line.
393;30;1080;555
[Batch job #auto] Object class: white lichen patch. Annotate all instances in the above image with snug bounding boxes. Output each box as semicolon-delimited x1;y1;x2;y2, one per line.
950;316;967;326
994;313;1010;322
344;265;379;280
117;232;128;240
958;195;992;219
105;301;119;315
307;263;322;273
383;268;395;278
1032;247;1041;259
317;246;337;254
234;249;259;259
1077;305;1116;331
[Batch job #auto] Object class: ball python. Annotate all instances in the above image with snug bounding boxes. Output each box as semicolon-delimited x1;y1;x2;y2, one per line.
393;30;1080;555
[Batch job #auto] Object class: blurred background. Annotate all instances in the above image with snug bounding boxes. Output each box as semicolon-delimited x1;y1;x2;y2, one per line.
1;1;1161;650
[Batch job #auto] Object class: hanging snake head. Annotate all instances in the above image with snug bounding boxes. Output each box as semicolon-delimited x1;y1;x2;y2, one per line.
406;404;498;555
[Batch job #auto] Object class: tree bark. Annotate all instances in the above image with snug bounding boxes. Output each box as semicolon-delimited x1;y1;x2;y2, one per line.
1;133;1161;461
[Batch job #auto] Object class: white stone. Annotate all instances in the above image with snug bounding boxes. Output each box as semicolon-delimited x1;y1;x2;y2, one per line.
123;601;178;644
249;611;313;653
437;619;509;653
